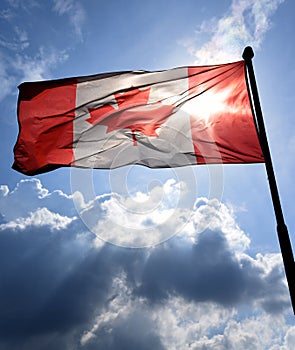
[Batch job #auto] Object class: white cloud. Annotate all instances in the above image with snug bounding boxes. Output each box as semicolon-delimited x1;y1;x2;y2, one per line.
0;178;75;221
0;26;30;51
0;179;76;231
75;178;195;248
192;198;250;252
0;53;15;101
0;0;78;102
14;46;68;82
14;26;29;49
282;326;295;350
0;207;74;231
53;0;86;41
82;189;250;250
0;5;69;101
154;297;235;350
0;45;68;101
6;0;39;11
0;177;263;253
0;8;14;20
184;312;288;350
182;0;285;64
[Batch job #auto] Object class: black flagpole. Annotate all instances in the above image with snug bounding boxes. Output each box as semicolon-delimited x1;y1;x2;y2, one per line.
243;46;295;315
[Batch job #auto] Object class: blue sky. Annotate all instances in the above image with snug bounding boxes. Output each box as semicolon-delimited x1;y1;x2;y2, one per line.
1;0;295;349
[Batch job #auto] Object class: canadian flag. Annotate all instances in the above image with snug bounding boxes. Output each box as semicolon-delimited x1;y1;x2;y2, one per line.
13;61;264;175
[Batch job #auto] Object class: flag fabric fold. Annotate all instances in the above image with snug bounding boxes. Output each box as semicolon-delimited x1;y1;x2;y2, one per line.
13;61;264;175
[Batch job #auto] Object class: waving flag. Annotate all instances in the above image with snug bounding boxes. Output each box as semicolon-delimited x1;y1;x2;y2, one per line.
13;61;264;175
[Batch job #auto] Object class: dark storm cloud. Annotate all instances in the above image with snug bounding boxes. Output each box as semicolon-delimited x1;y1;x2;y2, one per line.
0;222;289;349
83;311;165;350
0;221;164;350
136;230;289;312
0;224;107;342
136;230;243;303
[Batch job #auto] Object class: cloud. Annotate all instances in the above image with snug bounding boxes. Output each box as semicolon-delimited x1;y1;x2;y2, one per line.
78;178;195;248
0;27;29;51
0;207;74;231
0;178;293;349
0;178;76;221
192;198;250;252
283;326;295;349
0;224;112;349
0;180;75;232
181;311;289;350
80;273;165;349
14;26;29;49
5;0;39;12
80;292;291;350
0;2;73;100
52;0;86;41
181;0;285;64
136;229;289;312
0;0;80;102
0;23;31;100
13;46;68;82
0;8;14;20
0;45;68;101
0;53;16;101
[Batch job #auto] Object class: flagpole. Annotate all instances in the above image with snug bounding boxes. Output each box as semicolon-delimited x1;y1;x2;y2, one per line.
242;46;295;315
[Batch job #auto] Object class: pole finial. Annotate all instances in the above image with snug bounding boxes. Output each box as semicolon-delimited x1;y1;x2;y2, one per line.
242;46;254;61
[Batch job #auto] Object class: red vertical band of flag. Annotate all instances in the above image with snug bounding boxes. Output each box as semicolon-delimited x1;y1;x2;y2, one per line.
188;63;262;164
14;80;76;174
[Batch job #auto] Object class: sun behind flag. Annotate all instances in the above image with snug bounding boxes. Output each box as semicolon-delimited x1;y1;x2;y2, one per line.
13;60;264;175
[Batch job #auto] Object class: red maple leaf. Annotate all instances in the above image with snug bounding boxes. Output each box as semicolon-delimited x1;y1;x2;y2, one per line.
86;87;174;145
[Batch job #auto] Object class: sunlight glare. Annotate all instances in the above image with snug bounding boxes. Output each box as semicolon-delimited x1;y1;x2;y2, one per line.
181;87;233;122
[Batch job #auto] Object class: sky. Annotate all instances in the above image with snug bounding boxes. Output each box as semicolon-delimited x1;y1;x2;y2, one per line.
1;0;295;349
